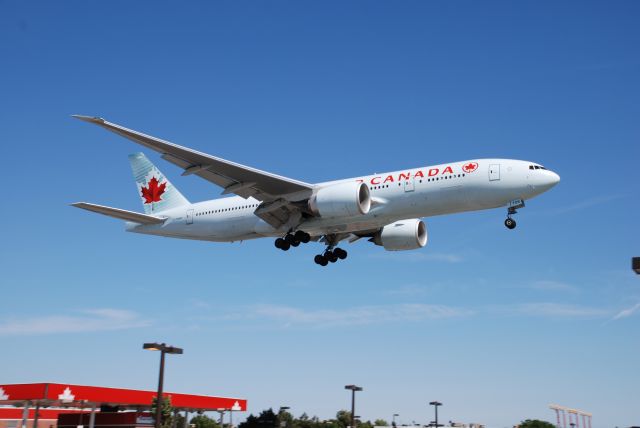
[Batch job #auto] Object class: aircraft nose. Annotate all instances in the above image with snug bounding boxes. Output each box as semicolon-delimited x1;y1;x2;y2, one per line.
543;170;560;189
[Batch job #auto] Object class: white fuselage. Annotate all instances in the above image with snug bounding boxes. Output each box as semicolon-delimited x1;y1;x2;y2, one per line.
125;159;560;242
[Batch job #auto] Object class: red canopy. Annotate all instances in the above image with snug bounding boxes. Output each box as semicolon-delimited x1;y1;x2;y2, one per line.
0;383;246;412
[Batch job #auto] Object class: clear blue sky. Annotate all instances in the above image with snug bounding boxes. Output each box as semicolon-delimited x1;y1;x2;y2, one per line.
1;1;638;427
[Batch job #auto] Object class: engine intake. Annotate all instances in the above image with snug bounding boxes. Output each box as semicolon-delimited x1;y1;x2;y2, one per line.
309;182;371;218
373;219;428;251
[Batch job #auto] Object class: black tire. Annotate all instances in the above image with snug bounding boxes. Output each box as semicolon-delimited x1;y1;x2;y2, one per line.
285;234;295;244
291;240;300;247
326;251;338;263
314;255;327;266
335;248;348;260
275;238;285;249
301;232;311;243
294;230;306;241
505;218;516;229
281;241;291;251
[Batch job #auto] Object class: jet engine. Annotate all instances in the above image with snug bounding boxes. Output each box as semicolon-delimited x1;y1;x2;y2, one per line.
372;219;428;251
308;182;371;218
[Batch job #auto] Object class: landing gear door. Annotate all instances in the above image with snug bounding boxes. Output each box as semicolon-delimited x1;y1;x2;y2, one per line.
489;164;501;181
186;209;194;225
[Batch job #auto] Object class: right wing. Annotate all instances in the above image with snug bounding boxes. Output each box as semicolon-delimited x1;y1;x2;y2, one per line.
71;202;166;225
73;115;314;228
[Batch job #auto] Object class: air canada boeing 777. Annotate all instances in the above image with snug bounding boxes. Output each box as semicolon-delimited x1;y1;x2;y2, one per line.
72;116;560;266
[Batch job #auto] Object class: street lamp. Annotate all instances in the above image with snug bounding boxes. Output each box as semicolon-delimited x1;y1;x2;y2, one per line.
143;342;183;428
429;402;442;428
279;407;290;428
392;414;399;428
344;385;363;428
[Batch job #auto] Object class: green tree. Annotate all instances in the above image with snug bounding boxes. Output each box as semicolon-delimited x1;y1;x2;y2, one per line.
518;420;555;428
335;411;352;428
151;397;174;428
238;409;279;428
191;414;221;428
374;420;389;427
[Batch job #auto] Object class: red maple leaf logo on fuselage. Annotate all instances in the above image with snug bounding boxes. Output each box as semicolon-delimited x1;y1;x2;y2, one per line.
462;162;478;173
141;177;166;204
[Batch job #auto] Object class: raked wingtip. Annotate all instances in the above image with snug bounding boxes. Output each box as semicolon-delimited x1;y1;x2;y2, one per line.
71;115;106;124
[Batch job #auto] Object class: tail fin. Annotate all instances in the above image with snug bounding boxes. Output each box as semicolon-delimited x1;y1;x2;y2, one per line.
128;152;189;214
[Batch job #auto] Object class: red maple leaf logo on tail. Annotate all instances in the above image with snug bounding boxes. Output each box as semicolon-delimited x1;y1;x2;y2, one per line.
141;177;166;203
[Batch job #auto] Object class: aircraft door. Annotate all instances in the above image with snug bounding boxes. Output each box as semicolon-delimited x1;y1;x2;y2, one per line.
404;177;415;192
186;209;194;225
489;164;501;181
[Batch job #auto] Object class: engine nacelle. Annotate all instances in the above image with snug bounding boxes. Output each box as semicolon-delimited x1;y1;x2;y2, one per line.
309;182;371;218
373;219;428;251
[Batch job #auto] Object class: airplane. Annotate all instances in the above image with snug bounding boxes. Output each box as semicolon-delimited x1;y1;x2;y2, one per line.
71;115;560;266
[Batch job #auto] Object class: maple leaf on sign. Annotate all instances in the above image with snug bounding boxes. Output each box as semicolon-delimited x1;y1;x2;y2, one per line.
141;177;166;204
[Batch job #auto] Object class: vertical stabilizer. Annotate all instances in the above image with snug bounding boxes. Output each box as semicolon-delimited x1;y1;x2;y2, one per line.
128;152;189;214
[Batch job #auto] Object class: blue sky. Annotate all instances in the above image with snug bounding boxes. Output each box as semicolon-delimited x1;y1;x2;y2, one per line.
1;1;639;427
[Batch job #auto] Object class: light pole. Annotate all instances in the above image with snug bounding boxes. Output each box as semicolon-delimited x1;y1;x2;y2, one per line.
392;414;399;428
344;385;363;428
279;407;290;428
429;402;442;428
143;342;183;428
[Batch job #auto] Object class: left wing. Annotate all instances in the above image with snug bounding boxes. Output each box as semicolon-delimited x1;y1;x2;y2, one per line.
73;115;314;228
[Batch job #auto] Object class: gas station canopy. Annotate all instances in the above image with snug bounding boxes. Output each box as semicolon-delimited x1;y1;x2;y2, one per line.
0;383;247;412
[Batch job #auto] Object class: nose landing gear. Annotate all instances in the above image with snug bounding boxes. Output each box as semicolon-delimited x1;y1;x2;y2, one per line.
505;217;516;229
504;199;525;230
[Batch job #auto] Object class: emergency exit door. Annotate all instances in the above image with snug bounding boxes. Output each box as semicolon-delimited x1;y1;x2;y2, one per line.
186;209;194;224
489;164;500;181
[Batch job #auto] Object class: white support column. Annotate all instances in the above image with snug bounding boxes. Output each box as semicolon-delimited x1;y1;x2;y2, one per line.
183;411;189;428
21;401;30;428
89;405;97;428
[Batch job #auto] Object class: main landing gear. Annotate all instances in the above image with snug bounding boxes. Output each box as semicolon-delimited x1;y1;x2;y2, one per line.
504;199;525;230
314;247;348;266
274;230;311;251
274;231;348;266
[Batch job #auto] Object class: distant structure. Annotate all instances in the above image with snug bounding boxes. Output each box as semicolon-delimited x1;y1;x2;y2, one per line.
549;404;592;428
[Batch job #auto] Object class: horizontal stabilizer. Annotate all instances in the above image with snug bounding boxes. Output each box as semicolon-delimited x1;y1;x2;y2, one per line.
71;202;166;225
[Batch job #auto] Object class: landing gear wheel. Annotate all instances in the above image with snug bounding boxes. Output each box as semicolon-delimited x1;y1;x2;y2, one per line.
294;231;311;244
274;238;285;249
334;248;348;260
314;255;328;266
325;250;338;263
505;218;516;229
